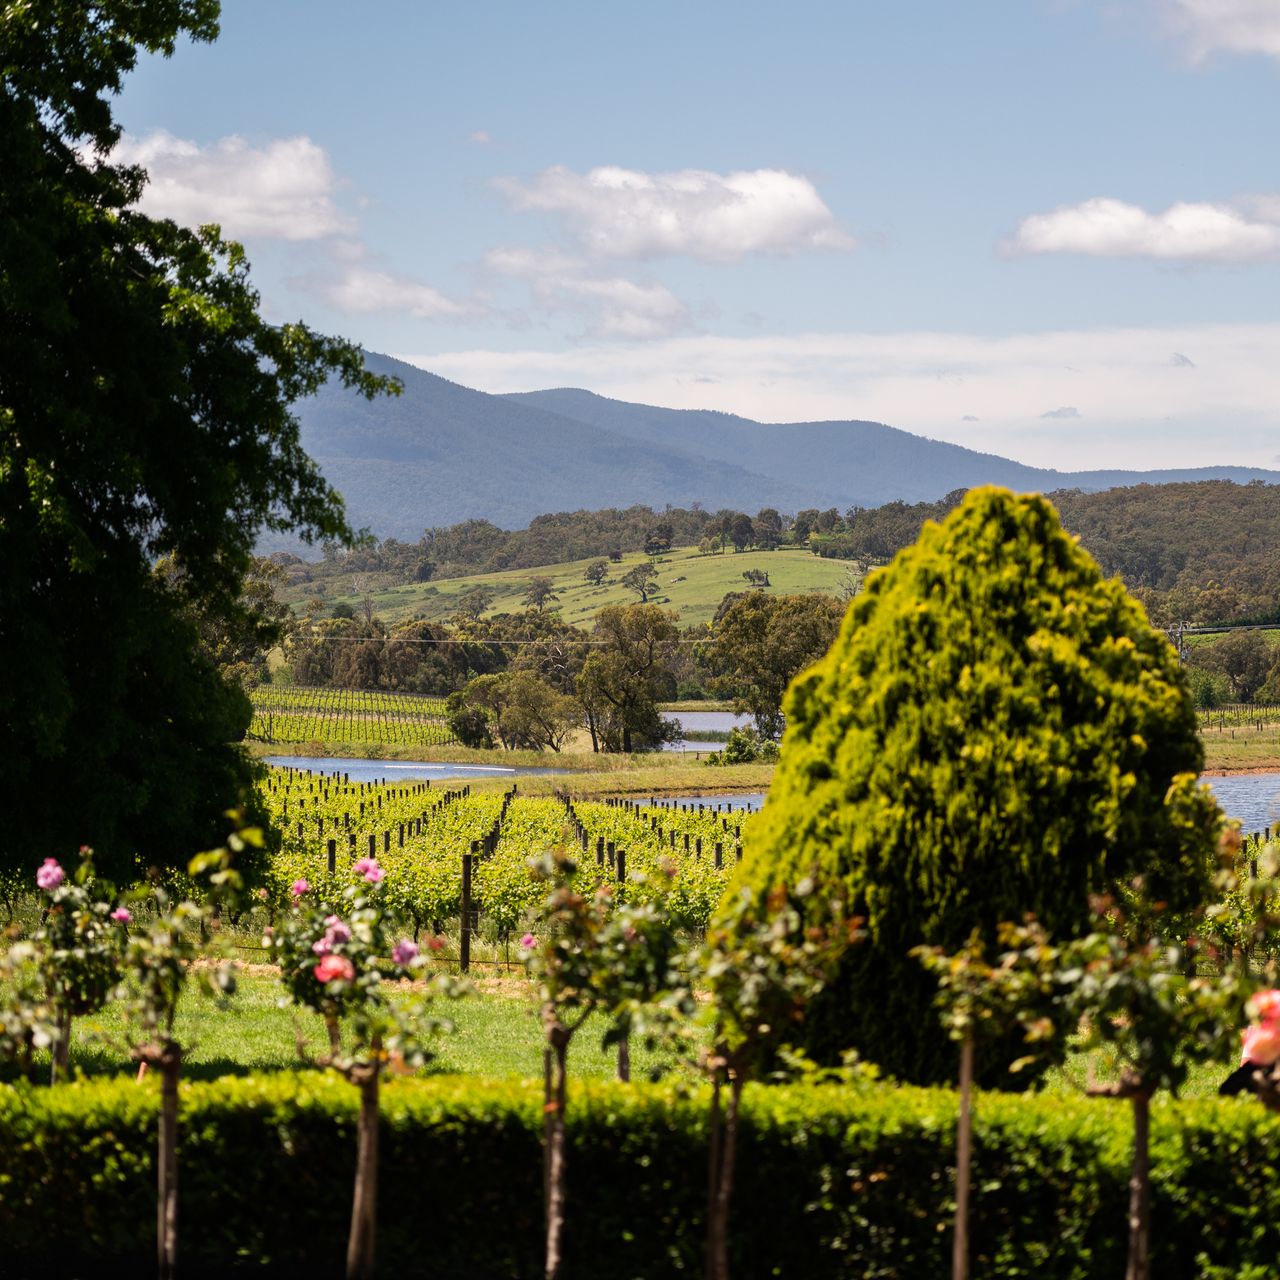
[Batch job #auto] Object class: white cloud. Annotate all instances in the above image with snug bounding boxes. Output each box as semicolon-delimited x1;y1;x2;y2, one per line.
483;246;690;339
1006;195;1280;261
495;165;854;262
1041;406;1082;419
466;129;494;146
113;130;353;241
309;266;466;318
394;323;1280;470
1159;0;1280;62
117;130;471;319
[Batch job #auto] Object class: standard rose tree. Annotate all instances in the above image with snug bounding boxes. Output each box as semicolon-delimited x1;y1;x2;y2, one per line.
695;882;856;1280
269;858;464;1280
30;849;129;1082
1219;988;1280;1104
0;943;57;1077
522;853;691;1280
914;923;1074;1280
1050;899;1253;1280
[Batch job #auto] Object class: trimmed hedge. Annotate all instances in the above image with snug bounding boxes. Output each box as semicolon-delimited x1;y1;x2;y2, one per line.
0;1073;1277;1278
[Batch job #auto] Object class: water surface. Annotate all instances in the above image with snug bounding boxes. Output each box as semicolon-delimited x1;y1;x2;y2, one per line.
263;755;567;784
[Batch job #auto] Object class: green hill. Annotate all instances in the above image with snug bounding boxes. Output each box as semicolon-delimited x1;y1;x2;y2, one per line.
313;545;858;630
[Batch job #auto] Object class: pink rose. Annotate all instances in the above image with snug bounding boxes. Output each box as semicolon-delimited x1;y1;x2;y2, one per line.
1249;989;1280;1023
314;954;355;984
290;879;310;898
323;915;352;944
311;938;332;956
110;907;131;923
36;859;64;891
1241;1021;1280;1066
392;940;419;966
520;933;536;949
352;857;384;884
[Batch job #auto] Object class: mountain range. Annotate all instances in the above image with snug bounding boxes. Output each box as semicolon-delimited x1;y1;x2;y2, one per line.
291;352;1280;541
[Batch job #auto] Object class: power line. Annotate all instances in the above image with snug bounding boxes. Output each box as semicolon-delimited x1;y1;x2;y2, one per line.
284;633;718;646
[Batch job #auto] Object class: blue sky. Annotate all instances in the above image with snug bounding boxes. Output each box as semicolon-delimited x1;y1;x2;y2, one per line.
116;0;1280;470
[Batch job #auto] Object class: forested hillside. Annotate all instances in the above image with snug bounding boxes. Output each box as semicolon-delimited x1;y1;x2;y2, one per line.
814;480;1280;624
283;353;1280;541
277;480;1280;627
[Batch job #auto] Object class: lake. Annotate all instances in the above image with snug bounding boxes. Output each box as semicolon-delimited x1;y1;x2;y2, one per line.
262;753;1280;833
661;709;753;752
656;774;1280;830
262;755;567;784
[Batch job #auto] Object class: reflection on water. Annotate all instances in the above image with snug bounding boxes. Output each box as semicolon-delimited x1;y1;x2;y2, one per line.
660;710;754;753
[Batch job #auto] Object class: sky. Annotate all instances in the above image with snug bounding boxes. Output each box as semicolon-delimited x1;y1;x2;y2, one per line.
115;0;1280;471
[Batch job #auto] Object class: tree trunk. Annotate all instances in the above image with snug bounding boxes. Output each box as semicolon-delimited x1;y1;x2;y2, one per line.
952;1033;975;1280
1126;1089;1152;1280
325;1013;342;1055
346;1058;381;1280
617;1031;631;1083
705;1072;723;1280
622;724;632;754
157;1045;182;1280
543;1047;553;1228
545;1037;569;1280
708;1076;742;1280
50;1004;72;1085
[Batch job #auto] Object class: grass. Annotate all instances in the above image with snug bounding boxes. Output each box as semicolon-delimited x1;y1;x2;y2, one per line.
1200;722;1280;772
36;973;683;1086
1184;628;1280;652
35;970;1243;1102
287;543;860;631
247;739;772;795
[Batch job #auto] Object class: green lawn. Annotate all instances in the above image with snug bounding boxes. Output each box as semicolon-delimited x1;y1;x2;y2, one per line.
301;544;859;630
38;970;1238;1101
48;973;681;1085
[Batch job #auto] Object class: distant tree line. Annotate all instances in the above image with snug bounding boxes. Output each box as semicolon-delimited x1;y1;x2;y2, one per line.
275;480;1280;633
271;590;844;753
259;480;1280;716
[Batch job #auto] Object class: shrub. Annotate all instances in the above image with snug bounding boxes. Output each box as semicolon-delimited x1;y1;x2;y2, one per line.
733;488;1216;1085
3;1074;1280;1278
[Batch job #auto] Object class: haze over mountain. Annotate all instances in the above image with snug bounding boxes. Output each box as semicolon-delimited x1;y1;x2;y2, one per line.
293;353;1280;541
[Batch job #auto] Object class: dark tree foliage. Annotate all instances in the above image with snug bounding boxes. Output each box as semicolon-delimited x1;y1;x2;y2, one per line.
578;606;679;753
0;1;394;878
702;593;845;739
732;488;1218;1086
809;481;1280;628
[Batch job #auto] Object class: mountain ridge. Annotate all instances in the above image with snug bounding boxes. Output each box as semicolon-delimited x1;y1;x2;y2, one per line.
286;352;1280;540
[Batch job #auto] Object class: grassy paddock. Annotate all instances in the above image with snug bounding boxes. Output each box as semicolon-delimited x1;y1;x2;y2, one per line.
246;739;772;797
1200;722;1280;772
289;543;860;631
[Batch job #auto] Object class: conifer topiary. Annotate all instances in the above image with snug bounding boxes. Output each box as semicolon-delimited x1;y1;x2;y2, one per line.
732;487;1219;1085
